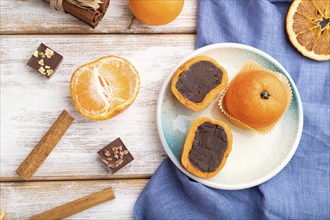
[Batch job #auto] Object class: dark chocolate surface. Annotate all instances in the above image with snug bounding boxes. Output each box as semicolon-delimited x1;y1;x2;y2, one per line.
188;122;228;172
98;138;134;174
175;61;223;103
27;43;63;78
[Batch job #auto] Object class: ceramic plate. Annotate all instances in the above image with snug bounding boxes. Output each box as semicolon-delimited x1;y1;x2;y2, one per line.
157;43;303;190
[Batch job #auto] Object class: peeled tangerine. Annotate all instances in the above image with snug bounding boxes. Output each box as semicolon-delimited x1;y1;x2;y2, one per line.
220;61;292;132
70;56;140;120
171;56;228;111
181;117;233;179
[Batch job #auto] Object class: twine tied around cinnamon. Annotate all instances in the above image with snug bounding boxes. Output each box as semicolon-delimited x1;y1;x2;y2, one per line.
42;0;109;28
46;0;102;12
50;0;64;12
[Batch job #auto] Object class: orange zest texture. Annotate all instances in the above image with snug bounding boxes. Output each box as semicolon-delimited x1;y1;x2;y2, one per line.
70;56;140;120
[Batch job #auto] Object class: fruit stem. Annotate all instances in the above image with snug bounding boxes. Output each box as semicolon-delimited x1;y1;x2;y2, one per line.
261;91;270;99
128;16;136;30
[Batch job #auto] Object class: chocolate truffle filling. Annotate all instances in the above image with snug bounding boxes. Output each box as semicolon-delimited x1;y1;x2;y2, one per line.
188;122;228;172
175;61;223;103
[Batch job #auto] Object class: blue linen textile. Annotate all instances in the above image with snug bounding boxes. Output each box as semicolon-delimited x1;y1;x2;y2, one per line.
134;0;330;219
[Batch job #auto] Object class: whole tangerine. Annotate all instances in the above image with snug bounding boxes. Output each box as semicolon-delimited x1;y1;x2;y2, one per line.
129;0;184;26
223;70;288;130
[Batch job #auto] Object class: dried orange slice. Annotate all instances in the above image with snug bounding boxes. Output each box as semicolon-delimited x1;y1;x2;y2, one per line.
70;56;140;120
286;0;330;61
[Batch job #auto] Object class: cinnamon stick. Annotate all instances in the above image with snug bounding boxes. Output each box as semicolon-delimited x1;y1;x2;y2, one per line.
62;1;102;28
98;0;110;14
30;187;116;220
16;110;74;180
44;0;110;28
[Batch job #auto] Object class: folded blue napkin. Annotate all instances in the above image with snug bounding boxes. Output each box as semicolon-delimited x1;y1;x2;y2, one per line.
135;0;330;219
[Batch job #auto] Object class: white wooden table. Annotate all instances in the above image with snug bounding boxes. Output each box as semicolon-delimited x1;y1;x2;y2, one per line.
0;0;197;219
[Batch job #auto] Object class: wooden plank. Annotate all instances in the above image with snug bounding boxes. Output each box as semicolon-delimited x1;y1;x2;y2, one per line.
0;179;148;219
0;34;196;181
0;0;197;34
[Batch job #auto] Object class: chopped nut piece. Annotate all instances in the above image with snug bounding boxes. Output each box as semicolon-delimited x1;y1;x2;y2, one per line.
38;66;46;74
115;159;124;167
123;150;128;155
45;48;54;54
45;65;50;69
45;48;54;58
46;69;53;76
38;59;44;66
104;150;111;157
102;159;109;165
32;50;39;58
39;52;45;58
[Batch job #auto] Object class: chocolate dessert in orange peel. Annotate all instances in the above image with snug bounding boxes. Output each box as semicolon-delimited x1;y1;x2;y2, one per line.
181;117;233;179
286;0;330;61
70;56;140;120
171;56;228;111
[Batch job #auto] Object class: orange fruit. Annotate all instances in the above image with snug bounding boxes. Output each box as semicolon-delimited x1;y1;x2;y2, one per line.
286;0;330;61
129;0;184;26
70;56;140;120
0;210;5;220
223;70;288;131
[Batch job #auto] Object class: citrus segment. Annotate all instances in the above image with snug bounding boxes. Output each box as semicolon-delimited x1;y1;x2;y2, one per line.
70;56;140;120
286;0;330;61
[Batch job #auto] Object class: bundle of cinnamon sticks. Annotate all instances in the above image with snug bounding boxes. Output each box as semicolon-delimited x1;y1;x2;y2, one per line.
43;0;110;28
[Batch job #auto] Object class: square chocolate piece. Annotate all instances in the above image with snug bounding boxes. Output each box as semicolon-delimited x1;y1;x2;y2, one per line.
98;138;134;174
27;43;63;78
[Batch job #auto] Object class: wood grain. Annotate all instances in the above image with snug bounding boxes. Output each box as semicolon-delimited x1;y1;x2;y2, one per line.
0;34;196;181
0;1;198;218
0;179;147;219
0;0;197;34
